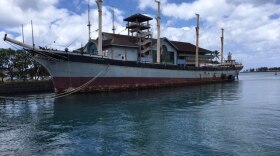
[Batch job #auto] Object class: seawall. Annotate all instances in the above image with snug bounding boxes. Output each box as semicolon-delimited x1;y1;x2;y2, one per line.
0;80;54;94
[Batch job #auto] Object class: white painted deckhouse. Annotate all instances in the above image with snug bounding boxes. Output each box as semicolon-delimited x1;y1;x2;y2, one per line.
82;14;213;66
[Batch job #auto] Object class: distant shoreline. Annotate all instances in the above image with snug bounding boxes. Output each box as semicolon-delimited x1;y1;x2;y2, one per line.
241;71;279;73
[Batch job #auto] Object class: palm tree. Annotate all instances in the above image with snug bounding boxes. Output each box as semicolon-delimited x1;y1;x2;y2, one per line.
211;50;220;63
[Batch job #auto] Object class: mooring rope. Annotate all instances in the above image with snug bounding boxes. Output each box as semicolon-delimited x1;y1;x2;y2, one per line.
50;65;109;99
0;65;110;101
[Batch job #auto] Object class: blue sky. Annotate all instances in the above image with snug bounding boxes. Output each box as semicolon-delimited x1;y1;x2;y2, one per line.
0;0;280;69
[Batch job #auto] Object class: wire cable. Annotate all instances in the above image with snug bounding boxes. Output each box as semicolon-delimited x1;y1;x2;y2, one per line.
0;64;109;101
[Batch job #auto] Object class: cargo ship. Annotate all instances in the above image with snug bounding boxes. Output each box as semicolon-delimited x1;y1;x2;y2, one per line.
3;1;243;93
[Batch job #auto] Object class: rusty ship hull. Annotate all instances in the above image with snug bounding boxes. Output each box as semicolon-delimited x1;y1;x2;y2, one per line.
33;50;242;93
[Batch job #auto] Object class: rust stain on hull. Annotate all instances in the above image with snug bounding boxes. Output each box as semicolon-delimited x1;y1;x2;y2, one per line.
53;77;235;93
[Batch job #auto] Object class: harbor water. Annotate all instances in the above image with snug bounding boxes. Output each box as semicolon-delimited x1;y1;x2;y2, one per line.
0;72;280;155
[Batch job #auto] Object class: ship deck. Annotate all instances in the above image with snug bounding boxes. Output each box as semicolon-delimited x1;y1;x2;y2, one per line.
28;49;243;72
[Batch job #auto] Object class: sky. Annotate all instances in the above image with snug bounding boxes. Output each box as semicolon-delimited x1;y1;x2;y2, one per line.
0;0;280;68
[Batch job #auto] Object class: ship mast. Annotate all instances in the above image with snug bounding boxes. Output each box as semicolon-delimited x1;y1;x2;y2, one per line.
21;24;24;43
96;0;103;56
156;0;161;63
195;14;200;67
221;28;224;65
87;0;91;41
112;8;116;34
31;20;35;50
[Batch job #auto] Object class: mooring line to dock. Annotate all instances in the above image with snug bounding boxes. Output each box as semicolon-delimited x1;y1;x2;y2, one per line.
0;65;109;101
50;65;109;98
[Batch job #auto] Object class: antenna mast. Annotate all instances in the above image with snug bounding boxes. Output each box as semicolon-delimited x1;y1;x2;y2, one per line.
87;0;91;41
195;14;200;67
112;8;116;34
156;0;161;63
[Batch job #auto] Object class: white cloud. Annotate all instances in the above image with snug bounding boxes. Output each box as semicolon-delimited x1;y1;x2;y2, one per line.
138;0;168;10
1;0;280;68
0;32;15;49
0;0;126;51
182;27;191;31
136;0;280;68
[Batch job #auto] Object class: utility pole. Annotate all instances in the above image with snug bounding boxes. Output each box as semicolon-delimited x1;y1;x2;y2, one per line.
87;0;91;41
221;28;224;65
96;0;103;56
156;0;161;63
195;14;200;67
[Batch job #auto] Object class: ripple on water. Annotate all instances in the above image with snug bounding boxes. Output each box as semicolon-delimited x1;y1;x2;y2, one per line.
0;73;280;155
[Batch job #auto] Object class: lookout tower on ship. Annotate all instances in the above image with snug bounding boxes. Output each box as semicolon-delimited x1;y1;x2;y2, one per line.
124;14;153;61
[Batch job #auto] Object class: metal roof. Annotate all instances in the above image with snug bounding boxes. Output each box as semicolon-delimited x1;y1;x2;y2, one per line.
124;14;153;22
102;33;212;54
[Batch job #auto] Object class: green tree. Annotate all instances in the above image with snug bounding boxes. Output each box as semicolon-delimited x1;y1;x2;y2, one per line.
27;61;49;80
0;48;11;82
13;50;32;81
4;48;17;81
0;70;5;82
0;48;47;81
0;48;10;70
211;50;220;64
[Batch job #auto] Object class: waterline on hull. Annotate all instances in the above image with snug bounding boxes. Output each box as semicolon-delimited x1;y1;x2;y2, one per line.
52;77;235;93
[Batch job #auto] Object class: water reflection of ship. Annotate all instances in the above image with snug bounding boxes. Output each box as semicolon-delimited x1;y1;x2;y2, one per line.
53;82;240;123
51;83;240;154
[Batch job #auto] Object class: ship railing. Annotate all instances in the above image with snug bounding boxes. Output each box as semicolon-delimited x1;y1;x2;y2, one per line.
126;23;150;28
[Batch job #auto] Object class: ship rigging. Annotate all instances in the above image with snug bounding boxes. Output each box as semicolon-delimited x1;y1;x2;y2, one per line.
3;0;243;93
